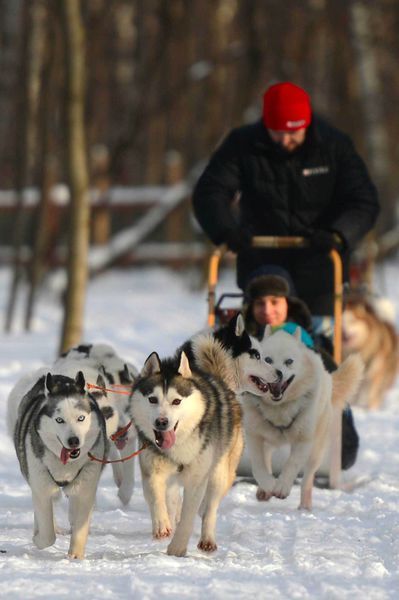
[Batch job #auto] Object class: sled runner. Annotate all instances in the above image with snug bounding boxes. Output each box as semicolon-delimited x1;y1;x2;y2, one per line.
206;235;345;489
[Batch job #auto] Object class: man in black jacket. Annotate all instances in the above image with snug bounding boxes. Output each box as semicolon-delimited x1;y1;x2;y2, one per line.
192;82;380;317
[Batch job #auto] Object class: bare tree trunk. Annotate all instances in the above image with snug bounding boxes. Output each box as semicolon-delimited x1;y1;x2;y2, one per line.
25;9;57;331
5;1;43;332
58;0;90;355
0;0;23;161
350;1;391;231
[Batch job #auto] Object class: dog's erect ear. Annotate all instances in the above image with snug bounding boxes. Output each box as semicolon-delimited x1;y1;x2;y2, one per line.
293;326;302;341
178;351;192;379
141;352;161;377
75;370;86;393
45;372;54;394
96;373;106;392
235;313;245;337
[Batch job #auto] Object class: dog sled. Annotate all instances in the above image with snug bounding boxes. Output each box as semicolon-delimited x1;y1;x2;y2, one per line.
206;235;345;487
207;235;343;363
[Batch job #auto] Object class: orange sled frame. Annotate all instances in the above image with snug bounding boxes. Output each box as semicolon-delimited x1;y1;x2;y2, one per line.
206;235;344;488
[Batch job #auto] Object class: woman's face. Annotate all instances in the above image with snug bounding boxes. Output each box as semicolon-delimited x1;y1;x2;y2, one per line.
252;295;288;327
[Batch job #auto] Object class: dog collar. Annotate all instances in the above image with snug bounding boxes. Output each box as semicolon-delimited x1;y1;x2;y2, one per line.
262;406;303;433
46;466;84;488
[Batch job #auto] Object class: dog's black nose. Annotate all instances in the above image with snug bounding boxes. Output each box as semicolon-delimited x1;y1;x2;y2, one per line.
154;417;169;430
275;369;283;381
68;436;80;448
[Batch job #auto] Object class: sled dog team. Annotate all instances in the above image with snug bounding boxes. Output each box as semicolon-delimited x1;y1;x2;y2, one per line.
7;317;364;559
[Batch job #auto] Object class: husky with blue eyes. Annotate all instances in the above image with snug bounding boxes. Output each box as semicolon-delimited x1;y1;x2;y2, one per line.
7;369;108;559
240;326;364;509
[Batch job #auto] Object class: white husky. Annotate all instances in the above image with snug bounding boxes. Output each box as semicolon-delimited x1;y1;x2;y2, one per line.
55;344;139;505
7;370;108;559
241;327;364;509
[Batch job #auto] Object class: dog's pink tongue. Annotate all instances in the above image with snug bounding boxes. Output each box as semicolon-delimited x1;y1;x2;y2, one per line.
161;430;176;449
60;447;70;465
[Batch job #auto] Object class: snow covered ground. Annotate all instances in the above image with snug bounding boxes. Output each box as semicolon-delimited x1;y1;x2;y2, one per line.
0;263;398;599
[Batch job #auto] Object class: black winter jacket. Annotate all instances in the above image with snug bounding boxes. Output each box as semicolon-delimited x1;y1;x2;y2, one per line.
192;117;379;314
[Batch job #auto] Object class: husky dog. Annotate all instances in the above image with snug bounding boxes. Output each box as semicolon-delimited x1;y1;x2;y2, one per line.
130;338;244;557
184;313;277;397
7;370;108;559
343;297;398;409
241;327;364;510
55;343;139;504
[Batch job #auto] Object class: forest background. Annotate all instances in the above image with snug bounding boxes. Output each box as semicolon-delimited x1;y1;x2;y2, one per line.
0;0;398;350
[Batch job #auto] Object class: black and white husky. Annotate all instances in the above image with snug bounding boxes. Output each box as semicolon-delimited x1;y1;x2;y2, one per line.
130;342;244;557
7;369;108;559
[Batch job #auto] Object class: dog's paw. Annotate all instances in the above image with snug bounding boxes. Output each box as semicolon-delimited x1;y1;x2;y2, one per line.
67;550;84;560
167;540;187;557
197;538;217;553
298;502;312;511
33;532;56;549
256;487;273;502
272;478;292;499
153;520;173;539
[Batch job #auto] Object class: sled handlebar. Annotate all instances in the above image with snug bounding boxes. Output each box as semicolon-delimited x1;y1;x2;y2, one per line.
251;235;309;248
207;236;342;364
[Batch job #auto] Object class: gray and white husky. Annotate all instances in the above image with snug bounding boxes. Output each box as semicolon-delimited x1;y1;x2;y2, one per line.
7;369;108;559
130;335;244;557
56;344;139;505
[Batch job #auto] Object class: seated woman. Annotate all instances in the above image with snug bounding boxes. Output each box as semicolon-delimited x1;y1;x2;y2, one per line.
244;266;314;342
242;265;359;472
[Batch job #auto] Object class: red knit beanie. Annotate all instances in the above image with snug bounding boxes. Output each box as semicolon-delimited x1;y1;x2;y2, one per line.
262;82;312;131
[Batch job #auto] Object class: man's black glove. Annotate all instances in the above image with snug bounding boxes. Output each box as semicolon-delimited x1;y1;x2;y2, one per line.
223;227;252;253
310;229;345;252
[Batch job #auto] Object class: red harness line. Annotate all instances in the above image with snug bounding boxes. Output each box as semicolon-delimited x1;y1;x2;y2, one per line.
110;420;132;441
86;382;132;396
86;381;145;463
88;442;147;465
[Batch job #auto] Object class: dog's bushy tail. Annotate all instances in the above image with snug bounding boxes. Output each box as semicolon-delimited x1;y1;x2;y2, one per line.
191;333;238;391
331;353;364;407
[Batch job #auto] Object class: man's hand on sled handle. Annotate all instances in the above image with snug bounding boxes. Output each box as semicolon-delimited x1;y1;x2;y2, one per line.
223;227;252;253
310;230;345;252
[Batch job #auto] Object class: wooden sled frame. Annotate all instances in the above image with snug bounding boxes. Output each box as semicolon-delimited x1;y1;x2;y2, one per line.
207;235;344;488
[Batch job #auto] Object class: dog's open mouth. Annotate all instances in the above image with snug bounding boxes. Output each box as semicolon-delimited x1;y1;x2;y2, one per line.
268;375;295;401
60;447;81;464
249;375;269;393
153;421;179;450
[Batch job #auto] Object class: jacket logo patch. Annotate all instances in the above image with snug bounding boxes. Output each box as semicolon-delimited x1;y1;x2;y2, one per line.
302;166;330;176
